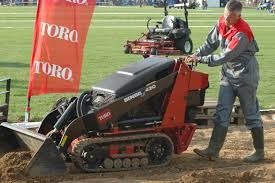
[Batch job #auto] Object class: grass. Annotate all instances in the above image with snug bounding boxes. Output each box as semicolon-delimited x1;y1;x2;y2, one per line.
0;6;274;121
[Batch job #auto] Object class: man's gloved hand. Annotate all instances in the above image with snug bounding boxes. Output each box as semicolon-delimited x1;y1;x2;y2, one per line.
185;54;200;65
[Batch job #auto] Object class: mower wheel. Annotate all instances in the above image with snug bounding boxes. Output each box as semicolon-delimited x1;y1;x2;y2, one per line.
142;54;150;58
124;45;131;54
176;38;193;54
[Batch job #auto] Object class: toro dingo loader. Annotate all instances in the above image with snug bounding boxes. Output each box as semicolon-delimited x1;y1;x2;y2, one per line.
0;56;208;176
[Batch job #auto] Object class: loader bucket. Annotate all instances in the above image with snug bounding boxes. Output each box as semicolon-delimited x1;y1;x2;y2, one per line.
0;122;67;176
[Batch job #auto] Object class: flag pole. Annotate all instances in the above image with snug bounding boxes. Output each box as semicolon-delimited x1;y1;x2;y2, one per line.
25;98;31;122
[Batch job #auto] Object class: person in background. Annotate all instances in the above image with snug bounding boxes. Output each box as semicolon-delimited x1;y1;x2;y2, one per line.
202;0;208;9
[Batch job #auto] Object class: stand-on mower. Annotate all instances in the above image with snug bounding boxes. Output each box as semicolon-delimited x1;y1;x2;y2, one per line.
124;0;193;58
0;56;208;176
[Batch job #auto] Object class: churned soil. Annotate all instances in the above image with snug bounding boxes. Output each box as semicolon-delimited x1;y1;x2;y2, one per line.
0;115;274;183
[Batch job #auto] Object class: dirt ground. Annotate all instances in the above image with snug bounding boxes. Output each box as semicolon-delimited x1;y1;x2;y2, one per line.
0;115;275;183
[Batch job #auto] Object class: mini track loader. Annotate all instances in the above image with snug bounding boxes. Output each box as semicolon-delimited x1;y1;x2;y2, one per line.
0;56;208;176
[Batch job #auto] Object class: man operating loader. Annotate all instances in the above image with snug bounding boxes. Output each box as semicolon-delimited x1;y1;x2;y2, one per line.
187;0;264;162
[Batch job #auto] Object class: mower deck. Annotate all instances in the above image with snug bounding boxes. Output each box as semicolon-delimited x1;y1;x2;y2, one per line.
125;39;183;58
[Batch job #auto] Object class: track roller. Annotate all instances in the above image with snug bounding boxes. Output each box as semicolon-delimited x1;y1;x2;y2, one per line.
122;158;132;168
114;158;123;169
131;158;140;168
103;158;113;169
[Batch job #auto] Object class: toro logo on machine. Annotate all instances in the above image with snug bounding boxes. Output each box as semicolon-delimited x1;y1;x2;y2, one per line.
96;109;113;124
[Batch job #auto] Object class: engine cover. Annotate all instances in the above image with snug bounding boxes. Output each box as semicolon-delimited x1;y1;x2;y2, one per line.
92;57;174;98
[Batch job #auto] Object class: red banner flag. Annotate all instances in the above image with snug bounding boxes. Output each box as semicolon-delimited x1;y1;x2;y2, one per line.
27;0;96;98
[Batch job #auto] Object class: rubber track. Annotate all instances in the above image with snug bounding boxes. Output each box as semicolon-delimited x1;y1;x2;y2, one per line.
71;132;174;173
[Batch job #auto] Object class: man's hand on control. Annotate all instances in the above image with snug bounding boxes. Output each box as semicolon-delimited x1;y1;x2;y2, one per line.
186;54;199;65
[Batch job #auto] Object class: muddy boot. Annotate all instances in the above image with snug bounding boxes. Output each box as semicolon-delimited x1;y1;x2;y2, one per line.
244;127;264;163
193;125;228;161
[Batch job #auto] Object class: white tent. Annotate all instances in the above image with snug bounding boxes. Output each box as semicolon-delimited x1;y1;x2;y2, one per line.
197;0;220;7
207;0;220;7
